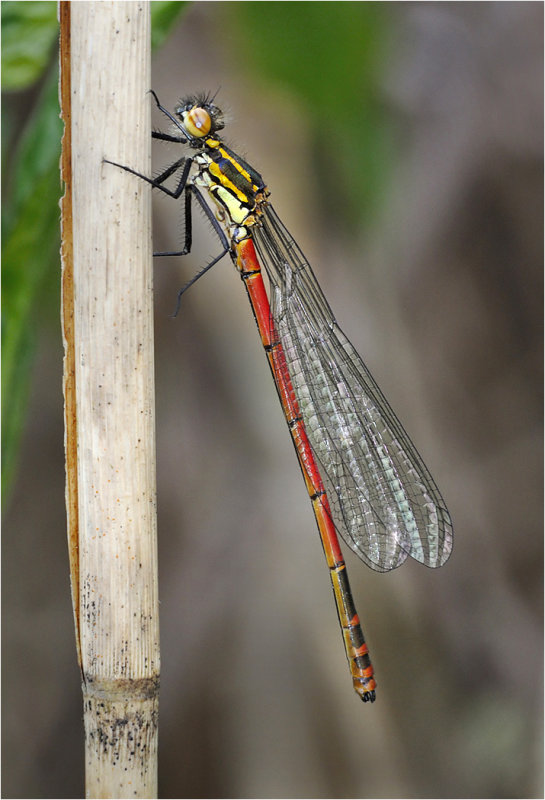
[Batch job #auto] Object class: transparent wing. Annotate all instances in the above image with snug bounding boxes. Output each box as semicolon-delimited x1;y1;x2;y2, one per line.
253;205;453;573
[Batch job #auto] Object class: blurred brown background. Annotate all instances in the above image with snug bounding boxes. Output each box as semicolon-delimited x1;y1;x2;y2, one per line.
3;2;543;797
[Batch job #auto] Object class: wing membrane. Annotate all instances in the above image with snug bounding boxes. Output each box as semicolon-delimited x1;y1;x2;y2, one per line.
253;205;453;572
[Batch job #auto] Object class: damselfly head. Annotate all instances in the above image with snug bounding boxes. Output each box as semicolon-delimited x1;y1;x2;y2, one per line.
175;93;225;142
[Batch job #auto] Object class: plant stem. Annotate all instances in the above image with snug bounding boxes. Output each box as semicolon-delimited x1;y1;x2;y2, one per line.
60;2;159;796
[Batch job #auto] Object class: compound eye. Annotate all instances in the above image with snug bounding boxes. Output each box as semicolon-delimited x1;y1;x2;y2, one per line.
183;106;212;138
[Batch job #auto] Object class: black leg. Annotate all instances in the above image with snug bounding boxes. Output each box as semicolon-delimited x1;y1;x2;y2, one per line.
103;155;193;200
154;187;193;257
156;184;229;261
152;130;187;144
191;186;230;253
170;186;230;314
149;89;188;143
171;246;229;317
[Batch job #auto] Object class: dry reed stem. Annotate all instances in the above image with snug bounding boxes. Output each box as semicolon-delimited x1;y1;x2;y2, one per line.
60;2;159;796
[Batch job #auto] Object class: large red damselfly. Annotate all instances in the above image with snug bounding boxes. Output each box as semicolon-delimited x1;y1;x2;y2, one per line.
106;91;453;702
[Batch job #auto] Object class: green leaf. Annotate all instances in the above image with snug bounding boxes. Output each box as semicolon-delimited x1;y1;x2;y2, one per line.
150;1;188;51
229;2;393;224
2;65;62;502
1;1;58;91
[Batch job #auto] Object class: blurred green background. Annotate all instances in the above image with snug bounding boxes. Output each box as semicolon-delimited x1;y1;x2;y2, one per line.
2;2;543;797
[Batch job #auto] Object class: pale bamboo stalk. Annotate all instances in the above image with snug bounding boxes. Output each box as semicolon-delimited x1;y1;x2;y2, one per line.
60;2;159;797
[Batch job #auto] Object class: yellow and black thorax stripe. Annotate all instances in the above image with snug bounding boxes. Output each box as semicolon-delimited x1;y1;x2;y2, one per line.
195;139;268;226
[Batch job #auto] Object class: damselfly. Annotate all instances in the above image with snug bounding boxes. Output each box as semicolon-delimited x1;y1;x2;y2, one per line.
106;91;453;702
